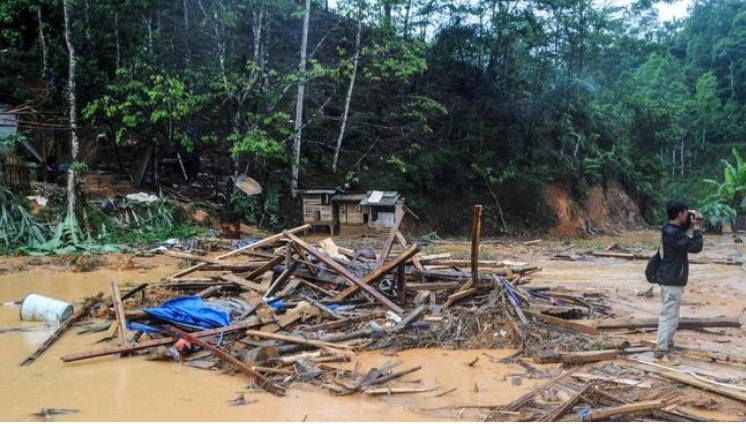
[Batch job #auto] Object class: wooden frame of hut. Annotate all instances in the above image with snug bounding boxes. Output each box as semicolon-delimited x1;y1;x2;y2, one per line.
331;193;367;235
298;189;337;235
360;190;403;229
0;101;28;191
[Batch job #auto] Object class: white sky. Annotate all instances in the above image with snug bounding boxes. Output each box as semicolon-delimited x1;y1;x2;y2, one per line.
655;0;694;21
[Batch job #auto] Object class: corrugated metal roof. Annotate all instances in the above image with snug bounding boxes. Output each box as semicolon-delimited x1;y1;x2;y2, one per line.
360;190;400;206
298;189;337;195
332;194;367;201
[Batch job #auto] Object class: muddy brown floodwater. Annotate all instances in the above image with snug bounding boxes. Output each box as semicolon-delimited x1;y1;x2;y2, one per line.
0;231;744;421
0;255;554;421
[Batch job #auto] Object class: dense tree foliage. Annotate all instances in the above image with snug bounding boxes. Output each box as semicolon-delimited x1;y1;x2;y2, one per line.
1;0;745;234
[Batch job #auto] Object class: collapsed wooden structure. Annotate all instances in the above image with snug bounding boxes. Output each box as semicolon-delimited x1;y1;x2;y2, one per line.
18;205;746;421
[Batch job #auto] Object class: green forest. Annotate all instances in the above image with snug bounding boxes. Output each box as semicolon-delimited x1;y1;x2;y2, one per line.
2;0;746;249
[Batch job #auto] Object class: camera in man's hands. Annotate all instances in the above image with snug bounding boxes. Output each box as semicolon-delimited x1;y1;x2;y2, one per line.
686;209;703;229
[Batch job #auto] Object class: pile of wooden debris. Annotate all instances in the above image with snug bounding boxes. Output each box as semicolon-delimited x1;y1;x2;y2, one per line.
18;206;746;421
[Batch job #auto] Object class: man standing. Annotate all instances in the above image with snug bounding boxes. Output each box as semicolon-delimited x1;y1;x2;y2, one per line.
654;200;704;365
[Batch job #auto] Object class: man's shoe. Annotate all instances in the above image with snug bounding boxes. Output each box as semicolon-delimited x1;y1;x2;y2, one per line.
653;354;680;366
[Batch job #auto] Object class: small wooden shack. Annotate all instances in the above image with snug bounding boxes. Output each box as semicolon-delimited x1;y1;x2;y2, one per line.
298;189;336;235
360;190;403;229
300;188;405;236
0;101;28;191
332;193;367;235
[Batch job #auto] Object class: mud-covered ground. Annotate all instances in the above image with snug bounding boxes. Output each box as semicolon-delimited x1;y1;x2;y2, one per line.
0;230;744;421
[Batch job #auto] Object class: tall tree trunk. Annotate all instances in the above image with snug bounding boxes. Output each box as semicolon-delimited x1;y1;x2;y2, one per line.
36;6;50;89
114;11;121;70
291;0;311;197
183;0;191;69
214;6;227;86
332;2;362;174
253;2;264;63
63;0;79;218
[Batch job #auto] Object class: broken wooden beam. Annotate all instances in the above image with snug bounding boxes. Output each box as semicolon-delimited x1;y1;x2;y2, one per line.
110;281;128;346
245;329;355;353
285;232;404;314
581;400;663;421
442;288;478;309
242;256;283;281
219;272;266;292
374;208;406;269
524;311;599;335
540;384;591;422
176;330;285;396
471;204;482;284
216;224;311;260
534;347;652;364
593;317;741;331
60;320;258;363
335;242;420;301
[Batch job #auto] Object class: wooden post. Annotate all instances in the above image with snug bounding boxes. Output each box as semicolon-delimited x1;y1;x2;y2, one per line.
110;280;128;346
374;208;406;269
396;265;406;305
471;204;482;284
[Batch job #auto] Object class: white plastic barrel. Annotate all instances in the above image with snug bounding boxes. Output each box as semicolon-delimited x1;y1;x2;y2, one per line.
19;293;74;323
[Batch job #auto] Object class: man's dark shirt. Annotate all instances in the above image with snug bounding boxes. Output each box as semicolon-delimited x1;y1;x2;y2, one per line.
658;222;703;286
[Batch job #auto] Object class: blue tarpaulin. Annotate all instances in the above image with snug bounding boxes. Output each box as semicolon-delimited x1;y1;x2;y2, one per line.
141;296;231;330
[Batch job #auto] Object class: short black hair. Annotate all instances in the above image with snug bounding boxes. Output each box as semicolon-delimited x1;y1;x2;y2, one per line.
666;199;688;220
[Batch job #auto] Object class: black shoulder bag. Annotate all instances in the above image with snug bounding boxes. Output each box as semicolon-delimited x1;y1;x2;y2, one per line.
644;237;663;284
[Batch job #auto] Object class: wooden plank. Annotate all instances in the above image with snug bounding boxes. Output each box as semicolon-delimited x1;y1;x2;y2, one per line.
277;278;302;298
163;250;224;264
582;400;663;421
242;256;283;281
167;263;205;280
471;205;482;284
245;330;355;353
502;369;575;411
593;317;741;331
301;294;345;320
286;232;404;314
260;300;319;333
301;311;385;333
21;294;103;366
443;288;478;309
374;208;406;269
541;384;591;422
175;329;285;396
364;386;437;395
219;272;266;292
525;311;599;335
196;285;226;298
216;224;311;260
364;366;422;387
395;231;423;271
571;372;651;389
335;243;420;300
60;320;258;363
110;281;128;346
264;261;299;298
406;281;494;291
393;305;426;332
656;369;746;403
535;347;652;364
